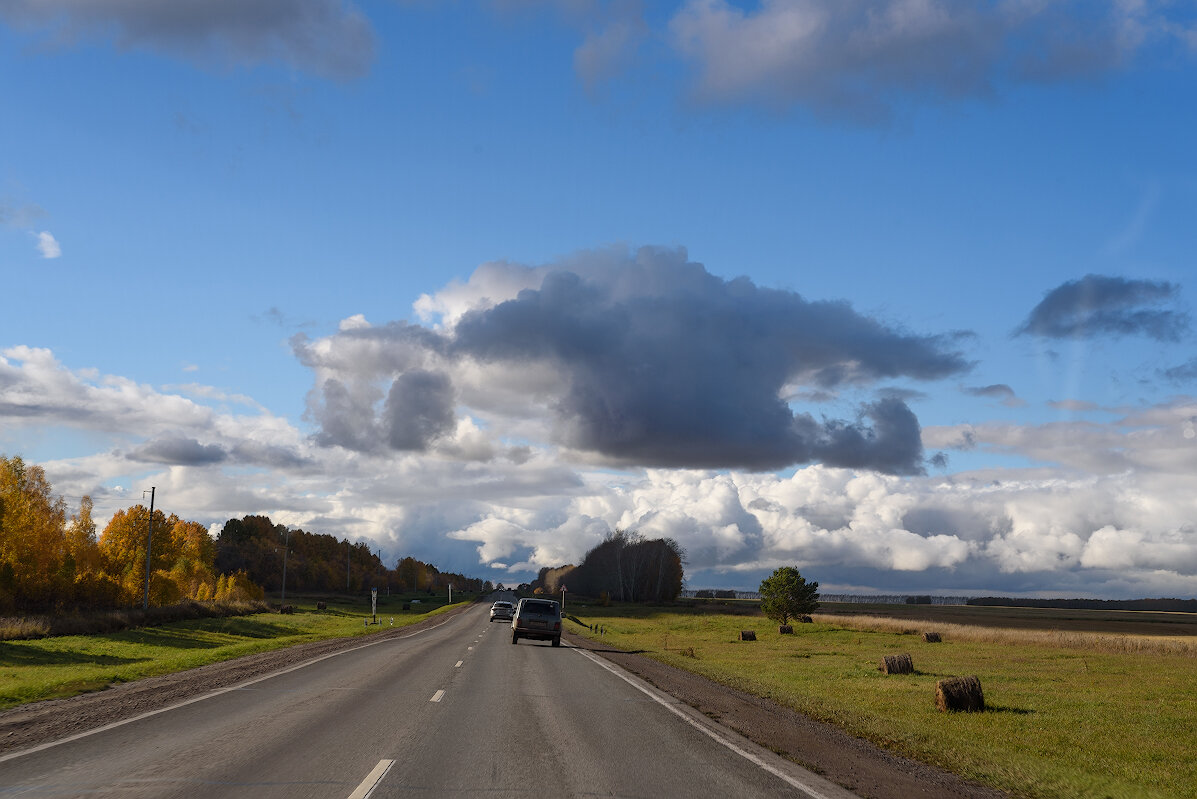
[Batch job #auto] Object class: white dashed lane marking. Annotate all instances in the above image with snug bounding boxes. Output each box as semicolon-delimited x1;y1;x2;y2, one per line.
347;759;394;799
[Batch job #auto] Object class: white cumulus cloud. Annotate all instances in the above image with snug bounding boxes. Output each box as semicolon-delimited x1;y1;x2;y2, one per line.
36;231;61;259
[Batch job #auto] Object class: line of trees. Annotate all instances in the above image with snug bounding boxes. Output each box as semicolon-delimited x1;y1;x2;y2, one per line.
967;596;1197;613
0;455;260;613
215;514;491;597
0;454;491;614
533;530;684;603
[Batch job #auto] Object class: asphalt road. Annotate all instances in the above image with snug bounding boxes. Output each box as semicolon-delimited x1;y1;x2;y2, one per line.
0;598;856;799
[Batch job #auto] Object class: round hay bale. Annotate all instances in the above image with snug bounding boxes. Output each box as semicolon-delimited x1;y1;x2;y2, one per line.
923;631;942;643
316;601;327;611
799;615;813;623
779;624;794;634
880;653;914;674
739;630;757;641
935;676;985;712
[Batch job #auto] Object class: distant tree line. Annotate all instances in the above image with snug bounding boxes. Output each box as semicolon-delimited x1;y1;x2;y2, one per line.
532;530;684;603
216;514;491;597
0;453;490;614
967;596;1197;613
0;455;260;613
693;589;738;599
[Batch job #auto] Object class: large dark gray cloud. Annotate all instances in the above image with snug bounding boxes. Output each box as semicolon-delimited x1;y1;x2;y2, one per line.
296;249;972;473
228;442;315;471
124;436;314;469
384;370;457;450
310;377;381;452
127;436;227;466
0;0;375;78
442;250;971;473
1016;274;1188;341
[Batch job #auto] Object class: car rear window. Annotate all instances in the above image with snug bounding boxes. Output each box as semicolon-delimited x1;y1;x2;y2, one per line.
521;602;558;615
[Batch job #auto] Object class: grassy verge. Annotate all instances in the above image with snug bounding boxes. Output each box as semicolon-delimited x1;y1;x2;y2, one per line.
0;594;471;710
567;603;1195;799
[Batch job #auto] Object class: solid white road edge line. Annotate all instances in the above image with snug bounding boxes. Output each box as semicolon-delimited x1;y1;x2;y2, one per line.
430;689;445;703
573;648;857;799
348;759;394;799
0;612;469;765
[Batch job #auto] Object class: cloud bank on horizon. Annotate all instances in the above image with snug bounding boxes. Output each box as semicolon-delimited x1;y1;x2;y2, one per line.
4;249;1196;599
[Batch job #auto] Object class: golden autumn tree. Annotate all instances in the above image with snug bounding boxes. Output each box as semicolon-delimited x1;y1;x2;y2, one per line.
0;456;69;611
0;454;263;610
99;505;183;605
167;519;218;600
63;495;118;608
101;505;263;606
214;570;263;601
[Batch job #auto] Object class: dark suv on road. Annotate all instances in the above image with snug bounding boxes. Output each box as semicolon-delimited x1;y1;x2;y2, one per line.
510;598;562;647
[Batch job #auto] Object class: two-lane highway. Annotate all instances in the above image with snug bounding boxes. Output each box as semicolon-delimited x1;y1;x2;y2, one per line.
0;599;855;798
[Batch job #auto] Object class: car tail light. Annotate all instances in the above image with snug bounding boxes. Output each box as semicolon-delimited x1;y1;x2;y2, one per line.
553;621;561;630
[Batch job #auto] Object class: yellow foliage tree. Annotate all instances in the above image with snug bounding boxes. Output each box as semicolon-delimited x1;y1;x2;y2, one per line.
0;456;69;610
168;519;217;599
99;505;182;604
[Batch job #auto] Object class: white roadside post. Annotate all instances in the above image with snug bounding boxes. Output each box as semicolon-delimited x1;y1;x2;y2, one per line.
371;587;378;625
561;584;567;610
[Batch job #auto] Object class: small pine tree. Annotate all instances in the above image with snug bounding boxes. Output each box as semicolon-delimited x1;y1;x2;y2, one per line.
758;567;819;626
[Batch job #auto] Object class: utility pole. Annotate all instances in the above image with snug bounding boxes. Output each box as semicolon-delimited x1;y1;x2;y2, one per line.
281;527;290;605
142;487;155;611
347;540;351;591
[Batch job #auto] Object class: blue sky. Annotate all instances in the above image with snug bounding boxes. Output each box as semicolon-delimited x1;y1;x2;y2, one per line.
2;1;1196;598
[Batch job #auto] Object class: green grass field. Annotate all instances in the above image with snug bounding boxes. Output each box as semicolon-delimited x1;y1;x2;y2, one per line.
567;602;1197;799
0;593;470;710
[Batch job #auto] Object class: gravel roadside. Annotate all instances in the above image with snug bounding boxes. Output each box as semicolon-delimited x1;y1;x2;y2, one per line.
0;610;1006;798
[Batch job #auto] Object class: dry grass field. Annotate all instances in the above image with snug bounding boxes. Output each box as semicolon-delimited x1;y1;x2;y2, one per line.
817;601;1197;640
814;603;1197;657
